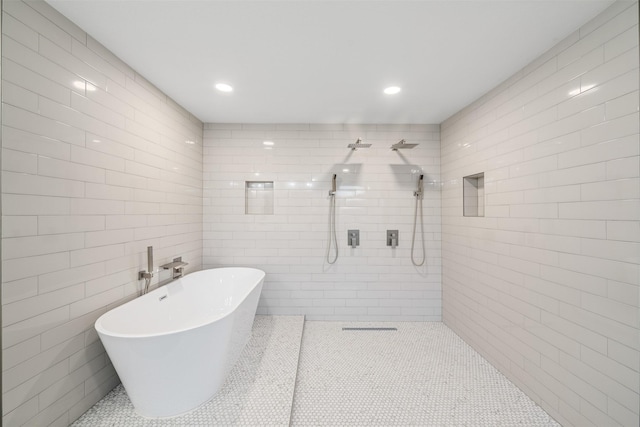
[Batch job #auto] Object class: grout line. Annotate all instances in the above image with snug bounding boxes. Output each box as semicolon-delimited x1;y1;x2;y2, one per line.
288;315;307;427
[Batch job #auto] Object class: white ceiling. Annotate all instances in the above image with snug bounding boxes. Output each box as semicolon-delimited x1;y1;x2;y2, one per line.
46;0;614;124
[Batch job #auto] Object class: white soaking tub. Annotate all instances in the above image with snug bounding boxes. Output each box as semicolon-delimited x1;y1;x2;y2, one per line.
95;267;265;418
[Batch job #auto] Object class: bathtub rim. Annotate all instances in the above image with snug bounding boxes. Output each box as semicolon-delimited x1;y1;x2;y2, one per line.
95;267;265;339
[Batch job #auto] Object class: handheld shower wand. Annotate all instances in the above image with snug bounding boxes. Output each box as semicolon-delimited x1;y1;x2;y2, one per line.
326;174;338;264
329;174;336;196
147;245;153;276
411;175;426;266
414;174;424;198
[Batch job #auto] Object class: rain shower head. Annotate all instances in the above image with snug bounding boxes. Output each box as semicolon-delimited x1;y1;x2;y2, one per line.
391;139;419;151
347;138;372;151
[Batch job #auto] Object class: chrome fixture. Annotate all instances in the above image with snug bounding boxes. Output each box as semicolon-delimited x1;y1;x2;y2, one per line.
161;257;189;280
348;230;360;249
326;174;339;264
138;246;154;295
387;230;398;249
347;138;372;151
414;173;424;198
391;139;419;151
411;175;426;266
328;173;337;196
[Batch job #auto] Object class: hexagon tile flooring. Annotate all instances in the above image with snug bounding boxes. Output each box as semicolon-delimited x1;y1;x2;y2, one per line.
291;321;559;426
72;316;304;426
72;317;559;426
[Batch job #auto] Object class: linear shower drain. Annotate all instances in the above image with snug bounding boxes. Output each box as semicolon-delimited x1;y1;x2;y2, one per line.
342;327;397;331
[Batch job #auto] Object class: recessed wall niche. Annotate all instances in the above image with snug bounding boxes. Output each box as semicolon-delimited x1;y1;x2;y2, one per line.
463;173;484;217
245;181;274;214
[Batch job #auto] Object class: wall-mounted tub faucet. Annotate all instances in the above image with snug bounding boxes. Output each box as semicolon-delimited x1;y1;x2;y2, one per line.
161;257;189;280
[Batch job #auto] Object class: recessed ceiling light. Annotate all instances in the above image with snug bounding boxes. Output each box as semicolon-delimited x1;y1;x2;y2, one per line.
384;86;401;95
263;141;274;146
215;83;233;92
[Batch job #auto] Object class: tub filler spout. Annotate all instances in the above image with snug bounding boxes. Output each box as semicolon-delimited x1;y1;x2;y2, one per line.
160;257;189;280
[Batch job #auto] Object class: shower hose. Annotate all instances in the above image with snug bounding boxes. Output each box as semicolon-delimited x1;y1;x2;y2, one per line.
143;276;152;295
411;192;426;266
326;192;338;264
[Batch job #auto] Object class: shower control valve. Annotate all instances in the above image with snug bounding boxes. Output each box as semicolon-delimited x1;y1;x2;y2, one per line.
348;230;360;249
387;230;398;249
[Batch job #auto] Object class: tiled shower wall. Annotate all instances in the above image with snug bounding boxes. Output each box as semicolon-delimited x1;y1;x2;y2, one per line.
1;1;203;425
203;124;441;321
441;2;639;427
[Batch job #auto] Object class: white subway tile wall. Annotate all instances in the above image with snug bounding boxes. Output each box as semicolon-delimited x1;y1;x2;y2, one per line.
203;123;441;321
1;1;203;425
441;2;639;427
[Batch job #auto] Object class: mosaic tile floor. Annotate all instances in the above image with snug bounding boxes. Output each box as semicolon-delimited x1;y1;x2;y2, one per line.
291;321;559;426
72;315;305;426
73;317;559;426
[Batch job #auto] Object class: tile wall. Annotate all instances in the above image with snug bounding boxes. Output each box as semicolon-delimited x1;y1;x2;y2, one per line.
203;124;441;321
441;2;639;427
1;1;203;425
3;0;637;426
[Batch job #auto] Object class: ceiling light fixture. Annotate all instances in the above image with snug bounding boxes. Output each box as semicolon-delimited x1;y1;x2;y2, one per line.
215;83;233;92
384;86;401;95
263;141;274;146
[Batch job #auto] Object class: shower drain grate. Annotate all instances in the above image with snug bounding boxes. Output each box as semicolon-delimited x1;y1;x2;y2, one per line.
342;327;398;331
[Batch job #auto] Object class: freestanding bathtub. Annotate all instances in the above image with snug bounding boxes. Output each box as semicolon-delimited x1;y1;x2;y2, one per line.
95;267;265;418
